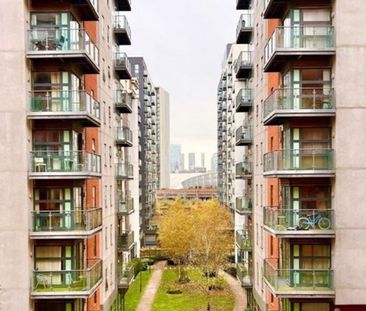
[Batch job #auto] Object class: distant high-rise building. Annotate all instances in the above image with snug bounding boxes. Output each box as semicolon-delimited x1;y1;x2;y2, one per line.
201;152;205;169
170;144;181;172
211;153;218;172
188;152;196;171
180;153;185;171
156;86;170;188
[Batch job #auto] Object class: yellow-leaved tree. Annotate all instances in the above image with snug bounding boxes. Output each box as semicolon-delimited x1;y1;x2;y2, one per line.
158;199;194;281
191;199;233;275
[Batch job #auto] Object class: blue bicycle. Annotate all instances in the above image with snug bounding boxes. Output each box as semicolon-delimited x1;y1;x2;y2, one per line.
298;212;331;230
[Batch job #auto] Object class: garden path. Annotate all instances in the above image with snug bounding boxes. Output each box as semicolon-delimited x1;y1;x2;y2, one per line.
135;260;167;311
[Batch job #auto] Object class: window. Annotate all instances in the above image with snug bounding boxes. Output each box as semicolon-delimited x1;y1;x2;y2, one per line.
110;224;113;246
105;227;108;250
104;144;107;166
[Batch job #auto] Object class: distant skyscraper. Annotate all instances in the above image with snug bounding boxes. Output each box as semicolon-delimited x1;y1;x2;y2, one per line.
211;153;218;172
188;152;196;171
180;153;185;171
156;86;170;188
170;144;181;172
201;152;205;168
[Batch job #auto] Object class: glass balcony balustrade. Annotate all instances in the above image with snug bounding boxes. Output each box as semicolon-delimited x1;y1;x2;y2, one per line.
116;127;133;146
236;196;252;215
116;162;133;179
235;51;253;79
263;88;335;125
264;149;334;177
264;26;335;72
236;126;252;145
114;52;132;79
115;90;133;112
32;208;102;235
117;196;134;215
236;88;252;112
236;230;252;251
27;28;99;73
237;263;252;287
119;266;134;288
118;231;134;250
236;13;253;44
236;162;252;179
264;258;334;295
29;90;101;126
113;14;131;45
263;207;334;237
32;259;102;296
30;151;101;178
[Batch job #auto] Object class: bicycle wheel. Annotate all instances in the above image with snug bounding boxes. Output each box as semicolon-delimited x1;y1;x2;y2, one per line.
318;217;331;230
298;217;310;230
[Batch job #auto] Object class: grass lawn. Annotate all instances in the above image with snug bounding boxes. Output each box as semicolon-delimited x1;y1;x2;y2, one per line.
124;270;152;311
152;267;235;311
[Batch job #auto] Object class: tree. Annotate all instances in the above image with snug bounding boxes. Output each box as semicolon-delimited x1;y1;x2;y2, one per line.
190;199;234;310
158;199;194;281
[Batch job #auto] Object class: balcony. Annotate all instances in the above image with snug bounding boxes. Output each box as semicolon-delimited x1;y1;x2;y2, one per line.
236;13;253;44
235;51;252;79
31;259;102;298
236;196;252;215
31;208;102;239
264;26;335;72
236;230;252;251
114;0;131;11
27;28;99;74
263;149;335;178
263;88;336;125
116;162;133;179
116;127;133;147
118;231;135;251
28;90;101;127
263;207;335;238
29;151;101;179
118;266;134;290
31;0;99;21
264;258;334;297
236;0;251;10
113;15;131;45
114;52;132;79
236;126;252;146
236;89;252;112
237;263;252;288
263;0;289;19
117;196;134;215
236;162;252;179
115;90;133;113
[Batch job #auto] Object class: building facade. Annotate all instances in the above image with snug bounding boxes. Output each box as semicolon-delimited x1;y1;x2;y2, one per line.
128;57;159;247
0;0;145;310
156;86;170;189
219;0;366;310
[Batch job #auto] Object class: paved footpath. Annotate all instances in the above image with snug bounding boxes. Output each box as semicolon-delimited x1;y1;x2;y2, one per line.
219;270;247;311
136;261;167;311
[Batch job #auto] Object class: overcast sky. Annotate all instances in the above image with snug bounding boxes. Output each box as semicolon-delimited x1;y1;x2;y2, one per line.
125;0;240;158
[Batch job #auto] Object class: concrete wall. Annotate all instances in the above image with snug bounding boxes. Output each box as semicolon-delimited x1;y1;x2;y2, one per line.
98;1;117;308
334;0;366;305
0;1;30;309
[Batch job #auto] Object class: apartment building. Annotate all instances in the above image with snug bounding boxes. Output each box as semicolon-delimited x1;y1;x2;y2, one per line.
0;0;141;310
155;86;170;189
128;58;160;247
217;41;254;303
218;0;366;310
